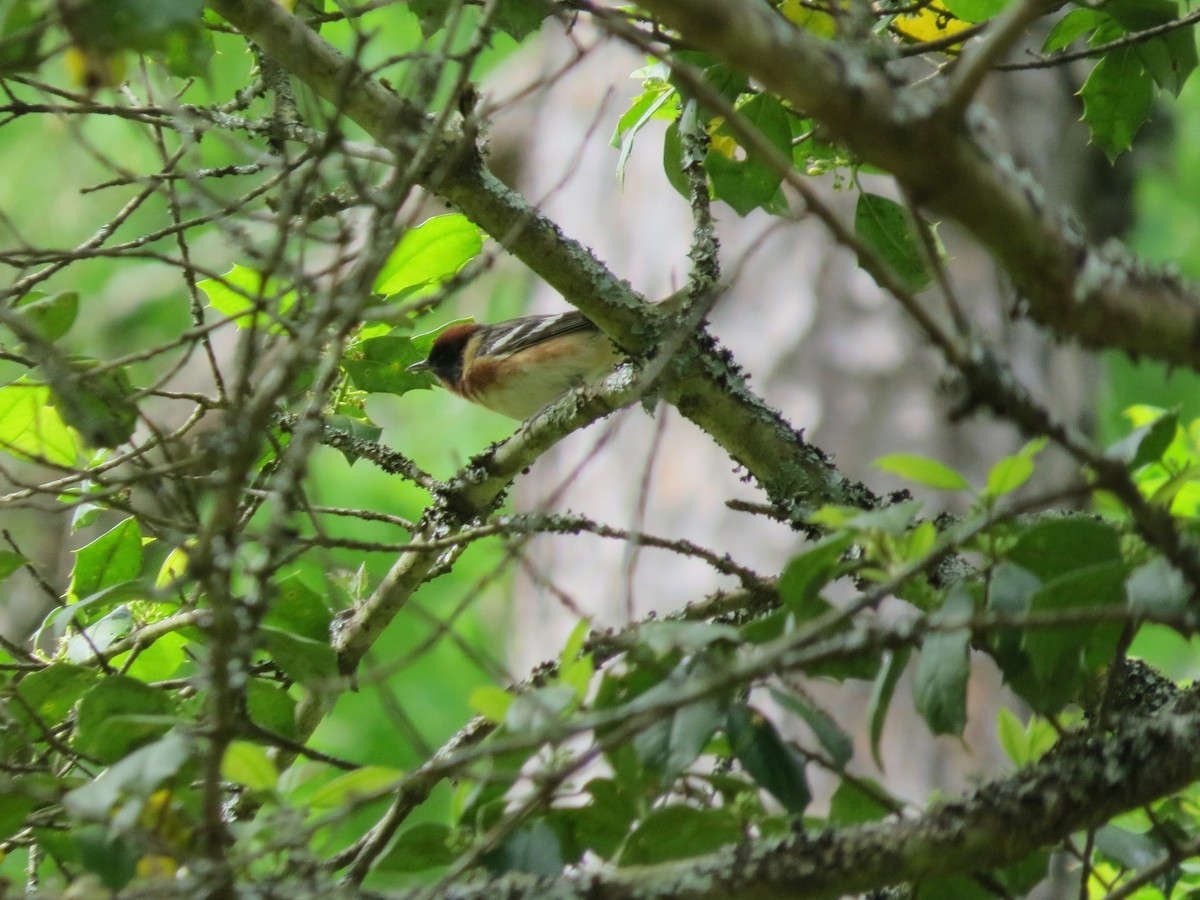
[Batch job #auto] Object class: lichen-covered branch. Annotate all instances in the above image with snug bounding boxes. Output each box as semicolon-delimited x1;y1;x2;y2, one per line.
634;0;1200;370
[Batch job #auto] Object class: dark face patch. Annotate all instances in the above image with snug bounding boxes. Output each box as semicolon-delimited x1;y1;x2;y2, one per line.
424;325;476;391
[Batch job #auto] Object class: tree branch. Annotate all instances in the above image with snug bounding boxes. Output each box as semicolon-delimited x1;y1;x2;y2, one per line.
633;0;1200;371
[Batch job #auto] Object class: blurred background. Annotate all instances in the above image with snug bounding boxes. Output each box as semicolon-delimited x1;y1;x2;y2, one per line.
4;7;1200;876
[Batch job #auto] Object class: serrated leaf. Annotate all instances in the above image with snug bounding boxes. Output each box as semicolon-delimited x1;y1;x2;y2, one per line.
1079;48;1154;162
342;335;432;396
374;215;483;297
493;0;551;41
874;453;970;490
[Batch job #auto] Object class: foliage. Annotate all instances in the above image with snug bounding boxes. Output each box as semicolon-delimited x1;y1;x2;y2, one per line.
0;0;1199;898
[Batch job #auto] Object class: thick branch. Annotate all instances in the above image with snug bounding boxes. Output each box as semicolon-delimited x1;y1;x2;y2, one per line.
205;0;876;517
635;0;1200;370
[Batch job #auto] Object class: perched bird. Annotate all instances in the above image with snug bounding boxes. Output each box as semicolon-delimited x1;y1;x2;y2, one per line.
407;310;622;419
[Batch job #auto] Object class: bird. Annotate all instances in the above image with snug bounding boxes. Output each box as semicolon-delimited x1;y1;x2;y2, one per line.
406;310;623;419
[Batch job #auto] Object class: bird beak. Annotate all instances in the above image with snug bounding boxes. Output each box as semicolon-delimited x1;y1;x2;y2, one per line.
407;359;432;374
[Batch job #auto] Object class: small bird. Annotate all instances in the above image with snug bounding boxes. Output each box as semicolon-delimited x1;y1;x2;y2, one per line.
407;310;622;419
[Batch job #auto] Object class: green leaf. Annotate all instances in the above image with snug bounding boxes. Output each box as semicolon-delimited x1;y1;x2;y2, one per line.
1022;561;1125;710
1079;48;1154;162
62;0;205;54
342;335;433;396
777;532;855;618
984;453;1034;498
469;685;513;723
706;93;793;216
374;214;483;296
874;453;970;490
322;414;383;465
10;291;79;341
63;604;132;663
1042;8;1105;52
0;0;42;73
12;663;97;729
0;379;80;465
620;805;741;865
485;820;564;875
221;741;278;793
307;765;403;808
612;78;676;184
198;264;297;331
913;588;972;736
109;630;186;682
855;193;939;293
995;706;1028;765
0;550;24;583
263;575;332;642
633;687;726;786
941;0;1009;22
376;822;457;873
493;0;551;41
915;875;993;900
572;779;637;860
1133;410;1180;469
662;119;690;198
72;675;174;763
726;704;810;814
770;687;853;768
246;680;297;740
828;778;893;823
69;517;143;600
867;648;909;769
45;360;139;449
1007;517;1121;580
260;625;338;686
407;0;449;37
